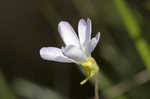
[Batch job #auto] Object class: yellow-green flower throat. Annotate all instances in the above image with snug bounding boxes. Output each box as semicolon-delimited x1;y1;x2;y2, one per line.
79;56;99;85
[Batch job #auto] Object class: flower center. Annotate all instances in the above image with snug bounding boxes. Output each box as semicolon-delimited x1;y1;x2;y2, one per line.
79;56;99;85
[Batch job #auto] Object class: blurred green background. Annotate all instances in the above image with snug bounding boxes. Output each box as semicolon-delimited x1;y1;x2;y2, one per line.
0;0;150;99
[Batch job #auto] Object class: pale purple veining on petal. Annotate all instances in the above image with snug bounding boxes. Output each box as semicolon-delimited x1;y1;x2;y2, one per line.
78;18;100;57
58;21;79;47
40;47;75;63
87;32;101;55
78;18;92;46
78;19;87;45
86;18;91;41
62;45;88;62
81;41;91;56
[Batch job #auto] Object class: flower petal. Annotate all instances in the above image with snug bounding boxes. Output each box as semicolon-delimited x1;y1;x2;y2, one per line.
62;45;88;62
40;47;75;63
58;21;79;47
86;32;101;55
78;19;88;45
87;18;91;40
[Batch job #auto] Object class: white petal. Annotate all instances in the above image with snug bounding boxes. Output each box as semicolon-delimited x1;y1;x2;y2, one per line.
82;41;91;56
78;19;87;45
86;32;101;55
58;21;79;46
62;45;88;62
40;47;75;63
87;18;91;40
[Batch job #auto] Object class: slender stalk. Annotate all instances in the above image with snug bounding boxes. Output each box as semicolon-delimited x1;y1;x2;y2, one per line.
95;72;99;99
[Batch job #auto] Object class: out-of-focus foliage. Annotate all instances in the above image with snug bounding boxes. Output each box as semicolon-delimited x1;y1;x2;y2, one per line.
14;79;68;99
0;72;16;99
0;0;150;99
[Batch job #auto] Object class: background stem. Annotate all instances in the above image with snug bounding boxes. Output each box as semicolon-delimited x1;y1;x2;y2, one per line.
95;72;99;99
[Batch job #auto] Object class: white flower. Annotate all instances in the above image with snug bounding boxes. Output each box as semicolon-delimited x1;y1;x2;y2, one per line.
40;18;100;63
40;18;101;85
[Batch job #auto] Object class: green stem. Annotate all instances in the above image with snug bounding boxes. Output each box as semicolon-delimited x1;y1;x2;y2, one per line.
95;72;99;99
